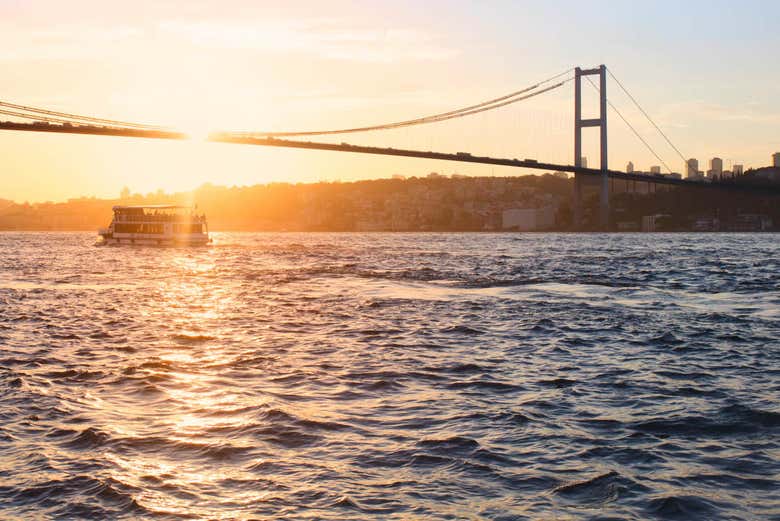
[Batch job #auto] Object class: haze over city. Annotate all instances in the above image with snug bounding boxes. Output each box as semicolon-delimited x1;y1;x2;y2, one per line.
1;0;779;202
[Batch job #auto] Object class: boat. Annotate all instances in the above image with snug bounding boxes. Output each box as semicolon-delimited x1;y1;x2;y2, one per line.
97;205;211;246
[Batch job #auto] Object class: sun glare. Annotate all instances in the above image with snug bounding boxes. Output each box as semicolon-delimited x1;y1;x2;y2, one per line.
185;127;213;142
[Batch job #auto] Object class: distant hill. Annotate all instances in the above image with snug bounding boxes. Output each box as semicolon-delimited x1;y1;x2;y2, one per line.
1;171;777;232
0;174;572;231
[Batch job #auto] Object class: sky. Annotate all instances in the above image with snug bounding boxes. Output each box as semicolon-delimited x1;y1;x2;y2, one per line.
0;0;778;202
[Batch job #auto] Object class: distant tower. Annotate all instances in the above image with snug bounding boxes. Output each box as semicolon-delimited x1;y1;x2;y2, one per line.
580;156;588;168
626;161;634;173
650;166;661;174
709;157;723;179
733;164;744;176
773;152;780;167
685;158;699;179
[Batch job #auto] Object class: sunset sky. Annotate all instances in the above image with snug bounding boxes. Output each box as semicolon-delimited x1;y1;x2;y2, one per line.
1;0;778;202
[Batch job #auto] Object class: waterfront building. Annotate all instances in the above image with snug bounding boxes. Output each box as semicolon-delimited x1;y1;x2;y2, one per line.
685;158;699;179
626;161;634;173
641;214;669;232
724;214;773;232
693;216;720;232
709;157;723;179
502;207;555;231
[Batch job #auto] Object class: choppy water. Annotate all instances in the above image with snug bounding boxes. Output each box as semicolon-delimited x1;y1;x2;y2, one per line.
0;232;778;520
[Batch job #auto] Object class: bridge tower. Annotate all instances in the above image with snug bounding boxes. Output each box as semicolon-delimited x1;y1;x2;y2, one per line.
573;65;609;229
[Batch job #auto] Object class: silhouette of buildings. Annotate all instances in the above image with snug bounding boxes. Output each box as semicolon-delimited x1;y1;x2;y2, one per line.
685;158;700;179
773;152;780;167
707;157;723;180
626;161;634;173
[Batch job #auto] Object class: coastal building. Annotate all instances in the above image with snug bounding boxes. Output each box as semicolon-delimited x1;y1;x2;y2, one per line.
724;214;773;232
709;157;723;179
685;158;699;179
693;216;720;232
502;206;555;231
626;161;634;173
641;214;669;232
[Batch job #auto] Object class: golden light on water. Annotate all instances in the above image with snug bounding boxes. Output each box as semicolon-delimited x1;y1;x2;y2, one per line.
1;231;778;518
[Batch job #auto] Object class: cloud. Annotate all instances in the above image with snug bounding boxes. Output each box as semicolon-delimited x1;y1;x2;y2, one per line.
659;100;780;127
0;25;143;62
157;19;459;63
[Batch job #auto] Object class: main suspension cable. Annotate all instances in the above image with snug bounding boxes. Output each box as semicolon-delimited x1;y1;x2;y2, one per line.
606;67;687;164
584;76;673;173
0;108;90;126
0;68;574;138
0;100;168;130
239;69;574;137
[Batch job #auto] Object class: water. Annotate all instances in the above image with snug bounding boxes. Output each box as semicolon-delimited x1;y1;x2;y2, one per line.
1;232;778;520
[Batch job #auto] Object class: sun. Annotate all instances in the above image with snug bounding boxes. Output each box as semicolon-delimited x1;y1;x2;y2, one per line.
180;122;214;142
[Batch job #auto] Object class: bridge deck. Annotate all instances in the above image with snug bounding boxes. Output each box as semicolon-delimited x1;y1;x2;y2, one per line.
1;121;775;193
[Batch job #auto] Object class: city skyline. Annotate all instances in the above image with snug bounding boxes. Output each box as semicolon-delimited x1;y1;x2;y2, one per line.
1;0;779;202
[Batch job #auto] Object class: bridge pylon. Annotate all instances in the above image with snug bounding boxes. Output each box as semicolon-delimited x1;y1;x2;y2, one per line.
573;64;609;229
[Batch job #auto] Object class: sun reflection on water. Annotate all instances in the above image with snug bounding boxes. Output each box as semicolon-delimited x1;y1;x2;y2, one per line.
2;233;777;519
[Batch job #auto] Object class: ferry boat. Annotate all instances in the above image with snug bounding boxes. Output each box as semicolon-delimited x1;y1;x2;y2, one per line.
98;205;211;246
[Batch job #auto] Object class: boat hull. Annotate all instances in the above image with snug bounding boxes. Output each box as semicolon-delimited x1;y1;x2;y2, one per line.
97;236;211;246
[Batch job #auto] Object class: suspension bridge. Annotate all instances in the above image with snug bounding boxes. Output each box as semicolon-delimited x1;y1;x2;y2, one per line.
0;65;775;228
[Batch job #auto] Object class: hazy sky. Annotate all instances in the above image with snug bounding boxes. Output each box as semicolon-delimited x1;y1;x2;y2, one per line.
1;0;778;202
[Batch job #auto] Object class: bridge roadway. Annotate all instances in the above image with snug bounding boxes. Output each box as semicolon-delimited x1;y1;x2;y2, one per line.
1;121;776;194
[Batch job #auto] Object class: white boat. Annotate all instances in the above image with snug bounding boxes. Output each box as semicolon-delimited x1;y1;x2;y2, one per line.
98;205;211;246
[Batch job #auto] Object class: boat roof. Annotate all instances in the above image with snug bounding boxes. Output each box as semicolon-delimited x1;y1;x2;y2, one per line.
112;205;193;210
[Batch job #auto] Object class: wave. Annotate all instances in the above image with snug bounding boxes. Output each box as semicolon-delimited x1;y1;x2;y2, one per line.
447;379;523;393
646;495;721;519
4;475;147;518
553;470;630;507
632;403;780;438
170;333;216;344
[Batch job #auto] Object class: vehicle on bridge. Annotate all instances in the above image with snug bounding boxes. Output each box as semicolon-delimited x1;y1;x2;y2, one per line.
97;205;210;246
